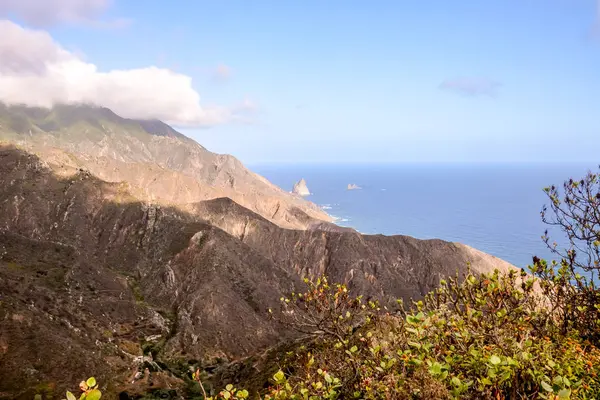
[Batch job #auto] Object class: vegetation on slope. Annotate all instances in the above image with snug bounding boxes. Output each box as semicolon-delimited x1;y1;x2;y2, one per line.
48;168;600;399
188;168;600;400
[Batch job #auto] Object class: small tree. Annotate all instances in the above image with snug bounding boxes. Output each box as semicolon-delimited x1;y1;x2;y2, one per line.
272;276;380;343
541;168;600;274
539;167;600;344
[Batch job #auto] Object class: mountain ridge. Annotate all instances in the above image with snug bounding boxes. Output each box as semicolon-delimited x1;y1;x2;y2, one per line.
0;102;332;230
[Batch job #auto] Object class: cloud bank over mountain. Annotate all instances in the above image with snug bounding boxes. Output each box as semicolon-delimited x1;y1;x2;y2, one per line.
0;19;245;126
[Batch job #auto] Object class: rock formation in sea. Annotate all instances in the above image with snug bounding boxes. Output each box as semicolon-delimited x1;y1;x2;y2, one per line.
292;178;311;196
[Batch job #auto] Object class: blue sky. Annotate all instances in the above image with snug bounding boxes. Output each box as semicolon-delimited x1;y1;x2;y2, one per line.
2;0;600;163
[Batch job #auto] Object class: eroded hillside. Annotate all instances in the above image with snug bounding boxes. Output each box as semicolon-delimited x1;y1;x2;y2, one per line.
0;146;516;398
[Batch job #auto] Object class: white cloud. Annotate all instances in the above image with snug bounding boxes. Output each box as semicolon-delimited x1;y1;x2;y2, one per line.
0;0;115;27
0;20;240;126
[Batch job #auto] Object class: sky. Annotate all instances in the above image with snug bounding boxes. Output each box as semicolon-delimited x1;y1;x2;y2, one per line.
0;0;599;164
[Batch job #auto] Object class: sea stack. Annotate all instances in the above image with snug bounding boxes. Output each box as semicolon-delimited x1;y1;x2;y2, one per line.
347;183;362;190
293;178;311;196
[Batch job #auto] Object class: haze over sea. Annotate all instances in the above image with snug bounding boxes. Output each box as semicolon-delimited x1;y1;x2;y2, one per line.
252;162;596;269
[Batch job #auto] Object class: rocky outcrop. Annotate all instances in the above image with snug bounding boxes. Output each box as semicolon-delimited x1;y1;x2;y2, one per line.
292;179;310;196
0;146;517;398
347;183;361;190
0;103;330;230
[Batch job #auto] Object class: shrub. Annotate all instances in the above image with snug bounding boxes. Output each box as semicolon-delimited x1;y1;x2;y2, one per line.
38;377;102;400
210;270;600;399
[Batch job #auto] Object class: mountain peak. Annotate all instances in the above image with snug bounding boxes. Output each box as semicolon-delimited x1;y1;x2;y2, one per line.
0;102;331;229
0;102;194;142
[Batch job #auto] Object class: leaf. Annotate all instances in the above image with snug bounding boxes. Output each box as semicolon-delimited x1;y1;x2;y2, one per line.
489;355;501;366
226;384;233;391
350;345;358;353
86;377;97;388
480;377;492;386
222;392;231;400
553;376;564;387
557;388;571;399
85;389;101;400
428;362;442;375
273;370;286;384
541;381;553;392
66;392;77;400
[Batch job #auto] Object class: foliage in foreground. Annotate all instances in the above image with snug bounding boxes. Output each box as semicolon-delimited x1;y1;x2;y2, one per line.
199;267;600;400
43;264;600;399
33;377;101;400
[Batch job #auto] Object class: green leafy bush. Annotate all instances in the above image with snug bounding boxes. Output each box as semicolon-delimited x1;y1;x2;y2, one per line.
39;377;101;400
210;269;600;399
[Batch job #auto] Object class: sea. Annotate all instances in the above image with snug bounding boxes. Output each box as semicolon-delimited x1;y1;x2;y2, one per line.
251;162;597;269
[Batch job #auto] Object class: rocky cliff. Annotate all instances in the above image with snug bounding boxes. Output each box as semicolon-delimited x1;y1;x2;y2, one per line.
0;103;330;230
0;145;516;399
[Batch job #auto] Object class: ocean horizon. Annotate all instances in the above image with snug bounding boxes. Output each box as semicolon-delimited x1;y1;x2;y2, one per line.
251;162;597;269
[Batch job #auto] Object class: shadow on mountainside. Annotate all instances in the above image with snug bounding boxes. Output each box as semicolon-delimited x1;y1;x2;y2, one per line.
0;145;515;399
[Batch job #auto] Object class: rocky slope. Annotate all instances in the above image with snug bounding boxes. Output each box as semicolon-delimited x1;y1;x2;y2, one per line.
0;145;516;399
0;103;330;230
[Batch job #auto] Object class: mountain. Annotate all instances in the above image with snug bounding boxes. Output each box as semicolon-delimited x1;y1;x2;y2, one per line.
0;104;517;398
0;145;515;399
0;103;330;230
